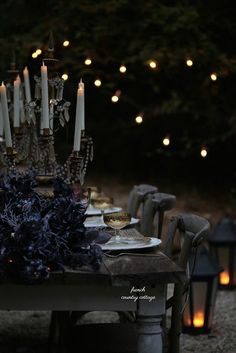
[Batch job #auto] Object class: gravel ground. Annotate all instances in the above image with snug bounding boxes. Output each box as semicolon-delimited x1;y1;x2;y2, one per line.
0;290;235;353
0;178;235;352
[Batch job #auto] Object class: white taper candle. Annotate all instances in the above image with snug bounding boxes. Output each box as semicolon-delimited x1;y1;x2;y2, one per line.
23;66;32;103
0;82;12;147
41;62;49;130
0;102;4;137
13;75;20;128
73;79;84;151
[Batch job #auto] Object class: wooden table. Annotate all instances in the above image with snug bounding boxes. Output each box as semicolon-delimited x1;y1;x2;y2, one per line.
0;242;185;353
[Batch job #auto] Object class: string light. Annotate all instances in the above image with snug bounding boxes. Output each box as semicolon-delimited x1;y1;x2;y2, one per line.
186;59;193;67
62;73;68;81
111;95;119;103
35;49;42;55
111;90;121;103
210;73;217;81
148;60;157;69
200;147;208;158
163;136;170;146
135;113;143;124
63;40;70;47
94;79;102;87
84;58;92;66
119;65;127;73
32;52;37;59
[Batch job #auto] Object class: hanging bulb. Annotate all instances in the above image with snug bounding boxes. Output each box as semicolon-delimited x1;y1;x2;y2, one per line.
135;113;143;124
62;73;68;80
119;65;127;73
200;147;207;158
210;73;217;81
84;58;92;65
111;90;121;103
163;136;170;146
63;40;70;47
111;95;119;103
32;52;38;59
186;59;193;67
148;60;157;69
94;79;102;87
36;49;42;55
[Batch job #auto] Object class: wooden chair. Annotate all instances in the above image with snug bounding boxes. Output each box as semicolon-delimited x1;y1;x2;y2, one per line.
127;184;158;218
162;213;210;353
140;192;176;238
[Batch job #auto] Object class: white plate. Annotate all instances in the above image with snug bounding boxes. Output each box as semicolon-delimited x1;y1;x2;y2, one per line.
101;237;161;251
85;205;122;216
84;217;139;228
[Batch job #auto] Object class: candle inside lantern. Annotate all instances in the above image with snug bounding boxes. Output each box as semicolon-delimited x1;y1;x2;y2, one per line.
13;75;20;128
0;82;12;147
193;312;204;328
219;270;230;285
41;62;49;131
73;79;84;151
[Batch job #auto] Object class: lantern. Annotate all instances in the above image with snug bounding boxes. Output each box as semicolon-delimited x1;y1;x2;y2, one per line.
182;245;221;334
208;216;236;289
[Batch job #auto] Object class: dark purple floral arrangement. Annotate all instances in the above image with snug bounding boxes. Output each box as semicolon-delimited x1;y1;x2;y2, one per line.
0;171;110;284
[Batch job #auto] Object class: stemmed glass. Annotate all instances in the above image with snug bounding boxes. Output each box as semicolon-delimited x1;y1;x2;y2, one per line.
103;212;131;243
91;196;114;221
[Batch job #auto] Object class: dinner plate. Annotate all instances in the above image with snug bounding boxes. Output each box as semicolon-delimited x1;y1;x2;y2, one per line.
84;217;139;228
85;205;122;216
101;237;161;251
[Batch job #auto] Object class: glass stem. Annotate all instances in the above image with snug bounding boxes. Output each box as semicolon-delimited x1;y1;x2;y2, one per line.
101;209;104;223
115;229;120;242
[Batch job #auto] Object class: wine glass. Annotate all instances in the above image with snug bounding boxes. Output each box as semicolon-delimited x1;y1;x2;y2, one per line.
86;186;102;210
103;212;131;243
91;196;114;221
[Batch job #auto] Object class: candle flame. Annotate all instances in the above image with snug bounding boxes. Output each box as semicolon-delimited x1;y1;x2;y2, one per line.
193;312;204;328
1;81;5;86
219;270;230;285
78;78;84;90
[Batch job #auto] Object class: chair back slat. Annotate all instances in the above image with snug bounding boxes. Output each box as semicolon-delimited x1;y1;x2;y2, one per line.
141;192;176;238
127;184;157;218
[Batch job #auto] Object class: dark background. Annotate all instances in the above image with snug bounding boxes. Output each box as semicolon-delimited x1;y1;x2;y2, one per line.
1;0;236;195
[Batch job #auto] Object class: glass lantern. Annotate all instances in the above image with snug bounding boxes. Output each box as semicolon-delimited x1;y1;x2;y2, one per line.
208;216;236;289
182;246;220;334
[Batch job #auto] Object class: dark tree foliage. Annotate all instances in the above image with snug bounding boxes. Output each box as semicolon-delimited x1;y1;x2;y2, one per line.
0;0;236;181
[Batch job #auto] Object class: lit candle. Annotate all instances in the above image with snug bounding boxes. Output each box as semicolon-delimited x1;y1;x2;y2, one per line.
0;102;4;137
13;75;20;128
193;312;204;328
79;79;85;131
0;82;12;147
219;270;230;285
23;66;32;103
41;62;49;130
73;79;84;151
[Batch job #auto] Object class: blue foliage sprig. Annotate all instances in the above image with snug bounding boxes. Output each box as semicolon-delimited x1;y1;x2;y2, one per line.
0;172;111;284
